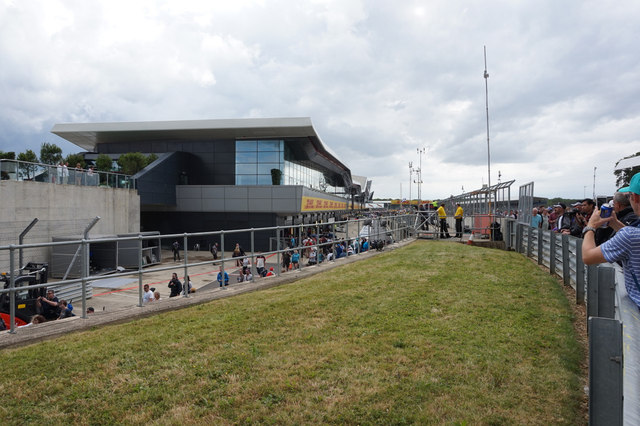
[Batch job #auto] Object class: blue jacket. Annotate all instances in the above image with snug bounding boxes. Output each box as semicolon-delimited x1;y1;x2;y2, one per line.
217;271;229;285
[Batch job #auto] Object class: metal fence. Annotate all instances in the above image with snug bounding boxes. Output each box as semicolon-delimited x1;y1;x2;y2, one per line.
508;219;636;425
0;213;415;333
0;159;135;189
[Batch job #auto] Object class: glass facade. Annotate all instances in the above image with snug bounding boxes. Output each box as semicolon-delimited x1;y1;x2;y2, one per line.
235;140;347;195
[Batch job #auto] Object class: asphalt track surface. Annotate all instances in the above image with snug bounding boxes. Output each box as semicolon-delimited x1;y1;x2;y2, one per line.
0;240;412;349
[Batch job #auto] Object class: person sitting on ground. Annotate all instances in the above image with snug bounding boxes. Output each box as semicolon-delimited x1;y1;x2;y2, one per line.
153;291;161;301
36;289;60;321
243;269;253;282
265;267;276;277
167;272;183;297
58;300;75;319
308;248;317;265
256;254;266;276
142;284;154;304
31;314;46;324
217;266;229;288
185;275;196;293
86;307;95;314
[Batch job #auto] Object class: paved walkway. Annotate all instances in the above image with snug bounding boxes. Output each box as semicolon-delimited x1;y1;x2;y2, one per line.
0;239;412;349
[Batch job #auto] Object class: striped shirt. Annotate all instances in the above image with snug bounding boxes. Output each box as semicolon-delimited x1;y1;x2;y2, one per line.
600;226;640;308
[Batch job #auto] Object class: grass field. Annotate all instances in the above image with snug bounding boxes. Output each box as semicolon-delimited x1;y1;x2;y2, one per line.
0;241;585;425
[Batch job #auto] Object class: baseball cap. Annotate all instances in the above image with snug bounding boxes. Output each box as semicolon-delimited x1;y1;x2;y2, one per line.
619;172;640;195
553;203;566;209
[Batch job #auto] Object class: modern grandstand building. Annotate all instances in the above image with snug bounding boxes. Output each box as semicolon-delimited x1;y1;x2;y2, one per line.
52;117;372;249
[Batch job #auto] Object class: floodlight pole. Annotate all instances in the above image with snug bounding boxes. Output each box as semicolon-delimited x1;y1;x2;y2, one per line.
417;147;426;205
484;46;494;221
408;162;413;211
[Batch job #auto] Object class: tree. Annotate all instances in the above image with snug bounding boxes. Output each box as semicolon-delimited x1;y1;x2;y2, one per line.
65;153;85;169
146;153;158;166
17;149;38;180
614;152;640;188
95;154;113;172
0;151;15;160
40;142;63;165
117;152;148;175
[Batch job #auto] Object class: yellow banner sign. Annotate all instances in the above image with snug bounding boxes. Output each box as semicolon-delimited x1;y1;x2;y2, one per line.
301;196;348;212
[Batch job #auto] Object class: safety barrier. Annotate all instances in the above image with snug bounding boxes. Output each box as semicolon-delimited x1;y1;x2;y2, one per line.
510;220;636;425
0;213;415;333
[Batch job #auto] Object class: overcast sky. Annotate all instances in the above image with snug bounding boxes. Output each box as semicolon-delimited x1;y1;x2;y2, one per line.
2;0;639;200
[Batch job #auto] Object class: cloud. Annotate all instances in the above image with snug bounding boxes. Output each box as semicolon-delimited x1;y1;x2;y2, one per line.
1;0;639;201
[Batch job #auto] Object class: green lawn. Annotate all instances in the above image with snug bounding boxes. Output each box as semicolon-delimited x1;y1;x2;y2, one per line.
0;241;585;425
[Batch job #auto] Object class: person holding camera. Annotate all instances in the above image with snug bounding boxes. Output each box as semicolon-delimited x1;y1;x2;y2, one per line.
36;289;60;321
583;172;640;308
167;273;183;298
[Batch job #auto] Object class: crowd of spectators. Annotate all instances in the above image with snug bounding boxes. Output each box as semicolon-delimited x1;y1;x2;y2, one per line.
529;195;638;244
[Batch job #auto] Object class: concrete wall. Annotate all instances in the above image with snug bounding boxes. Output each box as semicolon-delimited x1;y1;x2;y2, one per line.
0;180;140;271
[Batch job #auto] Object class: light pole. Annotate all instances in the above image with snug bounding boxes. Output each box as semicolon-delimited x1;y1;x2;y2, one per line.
484;46;493;218
416;147;426;204
408;162;413;210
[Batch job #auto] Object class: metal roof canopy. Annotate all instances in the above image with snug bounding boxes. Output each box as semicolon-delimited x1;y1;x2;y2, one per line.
51;117;356;189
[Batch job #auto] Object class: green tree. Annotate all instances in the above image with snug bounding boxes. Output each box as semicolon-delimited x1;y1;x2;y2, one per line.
117;152;149;175
95;154;113;172
40;142;63;165
65;153;86;169
614;152;640;188
146;153;158;166
17;149;38;180
0;151;16;160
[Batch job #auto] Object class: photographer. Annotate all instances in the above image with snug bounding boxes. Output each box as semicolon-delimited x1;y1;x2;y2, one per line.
583;172;640;308
167;273;183;298
36;289;60;321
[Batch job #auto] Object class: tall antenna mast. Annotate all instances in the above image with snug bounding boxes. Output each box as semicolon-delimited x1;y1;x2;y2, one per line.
483;46;493;221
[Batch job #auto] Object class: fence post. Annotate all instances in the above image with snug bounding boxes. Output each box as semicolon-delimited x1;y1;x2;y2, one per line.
251;229;256;277
562;234;570;286
575;239;585;304
587;264;599;322
8;245;16;334
137;234;143;307
597;265;616;319
588;317;623;426
537;228;544;265
183;233;189;296
515;223;523;253
527;225;533;258
549;231;557;276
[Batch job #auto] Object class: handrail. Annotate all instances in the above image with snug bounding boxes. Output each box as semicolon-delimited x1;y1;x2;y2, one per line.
0;159;135;189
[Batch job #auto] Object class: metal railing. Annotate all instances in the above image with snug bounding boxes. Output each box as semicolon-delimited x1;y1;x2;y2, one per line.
0;213;415;334
0;159;135;189
510;220;634;425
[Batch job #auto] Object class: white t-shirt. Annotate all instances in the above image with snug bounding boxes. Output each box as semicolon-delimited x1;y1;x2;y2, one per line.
143;290;154;303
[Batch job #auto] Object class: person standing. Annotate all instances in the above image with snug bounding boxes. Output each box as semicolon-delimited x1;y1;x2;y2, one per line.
530;208;542;229
210;242;219;260
167;273;183;297
582;172;640;308
454;203;464;238
172;240;181;261
437;204;450;238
